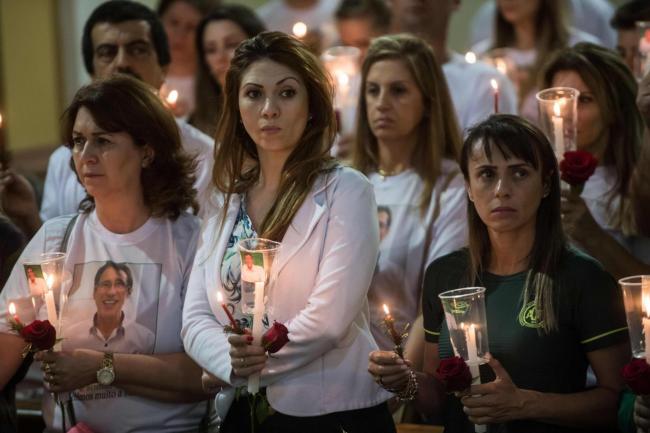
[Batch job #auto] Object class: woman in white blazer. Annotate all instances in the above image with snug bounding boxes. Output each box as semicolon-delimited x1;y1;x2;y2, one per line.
181;31;395;433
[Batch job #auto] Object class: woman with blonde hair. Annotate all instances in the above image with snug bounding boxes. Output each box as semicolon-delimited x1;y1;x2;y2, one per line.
352;34;467;352
182;31;394;432
542;42;650;278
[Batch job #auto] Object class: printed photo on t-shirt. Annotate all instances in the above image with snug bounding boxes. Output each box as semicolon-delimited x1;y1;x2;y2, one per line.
60;260;161;355
23;264;47;297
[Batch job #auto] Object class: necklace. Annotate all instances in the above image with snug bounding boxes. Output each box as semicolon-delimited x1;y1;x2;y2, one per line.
377;167;406;181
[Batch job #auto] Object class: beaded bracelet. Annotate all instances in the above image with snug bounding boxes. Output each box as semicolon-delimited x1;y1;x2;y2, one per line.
395;369;418;402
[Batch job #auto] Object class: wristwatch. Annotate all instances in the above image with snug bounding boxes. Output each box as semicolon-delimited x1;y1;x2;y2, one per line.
96;352;115;386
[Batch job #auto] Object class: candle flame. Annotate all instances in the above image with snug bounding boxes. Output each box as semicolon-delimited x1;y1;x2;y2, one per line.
644;294;650;316
382;304;390;315
464;51;477;64
45;274;54;290
0;113;3;128
335;71;349;87
166;90;179;105
490;79;498;91
495;58;507;75
553;101;561;117
217;291;223;303
32;298;36;308
292;22;307;38
9;302;16;315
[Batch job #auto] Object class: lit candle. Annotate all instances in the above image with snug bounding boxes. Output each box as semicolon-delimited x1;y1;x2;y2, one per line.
464;51;477;64
43;274;58;328
463;323;480;377
552;101;565;155
292;22;307;39
217;291;240;332
248;281;265;394
8;302;21;325
166;89;179;108
382;304;401;344
490;79;499;113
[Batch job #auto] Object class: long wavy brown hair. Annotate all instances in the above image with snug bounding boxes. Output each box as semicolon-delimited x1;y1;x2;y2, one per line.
352;34;461;214
62;75;198;220
542;42;642;232
213;31;337;241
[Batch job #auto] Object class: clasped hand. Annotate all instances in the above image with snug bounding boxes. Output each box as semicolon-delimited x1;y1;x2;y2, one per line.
461;355;529;425
367;350;411;392
228;332;267;378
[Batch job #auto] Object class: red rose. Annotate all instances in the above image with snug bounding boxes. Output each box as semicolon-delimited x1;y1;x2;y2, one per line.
436;356;472;392
262;321;289;354
19;320;56;351
559;150;598;186
622;358;650;395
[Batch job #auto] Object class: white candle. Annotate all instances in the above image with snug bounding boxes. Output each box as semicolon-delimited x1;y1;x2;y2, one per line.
248;281;265;393
466;323;485;433
44;274;58;328
552;102;565;155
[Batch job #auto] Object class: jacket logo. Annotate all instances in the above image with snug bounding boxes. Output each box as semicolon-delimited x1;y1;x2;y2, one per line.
449;300;470;315
518;301;543;328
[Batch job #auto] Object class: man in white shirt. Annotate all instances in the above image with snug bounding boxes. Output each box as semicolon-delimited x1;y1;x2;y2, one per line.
40;1;214;222
389;0;517;133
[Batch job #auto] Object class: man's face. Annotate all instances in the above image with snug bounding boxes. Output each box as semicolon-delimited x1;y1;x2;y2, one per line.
91;20;166;89
244;254;254;269
390;0;458;34
617;28;639;74
94;266;129;319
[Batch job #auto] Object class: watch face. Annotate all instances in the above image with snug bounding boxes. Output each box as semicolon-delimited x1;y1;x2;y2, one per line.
97;368;115;385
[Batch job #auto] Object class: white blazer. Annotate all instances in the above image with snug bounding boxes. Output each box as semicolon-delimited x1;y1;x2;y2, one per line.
182;166;392;417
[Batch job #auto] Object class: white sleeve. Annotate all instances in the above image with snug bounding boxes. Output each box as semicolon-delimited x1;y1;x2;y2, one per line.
426;172;468;266
260;173;379;383
181;250;241;386
40;146;69;221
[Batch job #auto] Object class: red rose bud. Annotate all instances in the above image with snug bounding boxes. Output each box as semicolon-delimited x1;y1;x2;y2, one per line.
622;358;650;395
436;356;472;393
559;150;598;186
19;320;57;351
262;321;289;354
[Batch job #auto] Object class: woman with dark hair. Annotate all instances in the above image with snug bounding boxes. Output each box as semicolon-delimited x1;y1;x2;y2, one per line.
369;115;629;432
157;0;220;117
0;75;207;432
352;34;467;352
542;42;650;279
190;4;266;136
182;31;394;432
472;0;599;122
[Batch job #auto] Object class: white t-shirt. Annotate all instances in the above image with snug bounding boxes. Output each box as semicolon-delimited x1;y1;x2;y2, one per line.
0;211;203;433
442;52;518;133
582;166;650;264
40;119;215;221
469;0;616;50
257;0;339;48
367;159;468;350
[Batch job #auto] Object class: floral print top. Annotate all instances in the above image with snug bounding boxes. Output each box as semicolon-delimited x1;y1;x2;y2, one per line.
220;197;257;330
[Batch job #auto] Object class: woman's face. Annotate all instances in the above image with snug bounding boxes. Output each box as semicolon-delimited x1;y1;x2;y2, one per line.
161;0;202;68
71;107;151;203
239;59;309;158
551;69;606;155
497;0;541;24
203;19;249;87
365;59;424;145
466;141;546;237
